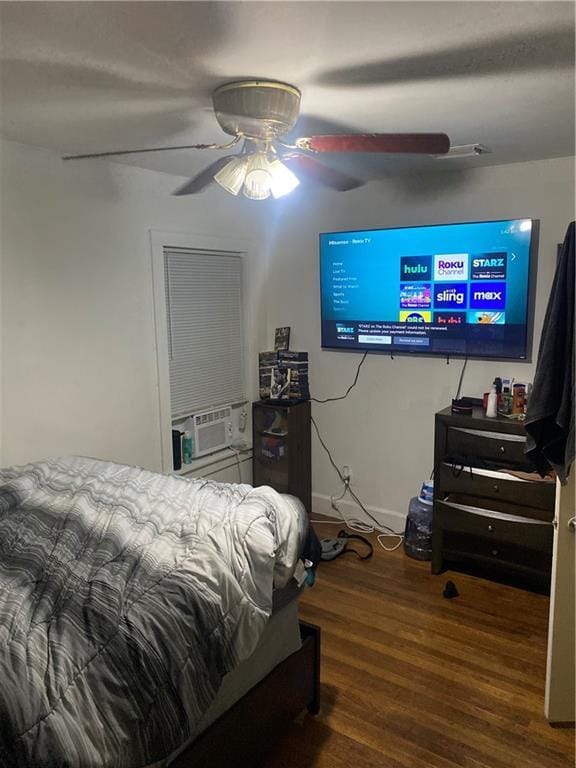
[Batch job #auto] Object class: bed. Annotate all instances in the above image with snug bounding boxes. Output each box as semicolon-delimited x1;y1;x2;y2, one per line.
0;456;320;768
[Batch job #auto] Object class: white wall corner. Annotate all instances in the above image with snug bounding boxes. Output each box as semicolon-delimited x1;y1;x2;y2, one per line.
312;492;406;534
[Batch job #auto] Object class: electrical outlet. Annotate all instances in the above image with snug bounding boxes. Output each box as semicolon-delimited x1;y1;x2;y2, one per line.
342;465;351;483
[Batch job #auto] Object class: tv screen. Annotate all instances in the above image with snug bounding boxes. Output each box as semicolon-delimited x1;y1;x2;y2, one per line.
319;218;537;360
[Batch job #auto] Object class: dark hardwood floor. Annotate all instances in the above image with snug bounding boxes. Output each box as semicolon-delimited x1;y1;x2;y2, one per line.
266;521;575;768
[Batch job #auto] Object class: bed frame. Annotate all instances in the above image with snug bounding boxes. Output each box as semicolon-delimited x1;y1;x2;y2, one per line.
170;621;321;767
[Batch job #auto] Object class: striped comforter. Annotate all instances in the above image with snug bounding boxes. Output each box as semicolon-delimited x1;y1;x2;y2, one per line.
0;456;306;767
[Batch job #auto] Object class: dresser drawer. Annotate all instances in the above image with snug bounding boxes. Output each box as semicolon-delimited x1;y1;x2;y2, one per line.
443;531;553;576
437;463;555;518
445;427;530;467
434;500;553;552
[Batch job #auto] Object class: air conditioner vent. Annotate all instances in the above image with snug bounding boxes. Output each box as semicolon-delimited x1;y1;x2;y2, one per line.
191;404;233;457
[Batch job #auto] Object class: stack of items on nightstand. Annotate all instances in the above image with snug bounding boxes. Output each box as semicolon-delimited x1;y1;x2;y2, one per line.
259;350;310;402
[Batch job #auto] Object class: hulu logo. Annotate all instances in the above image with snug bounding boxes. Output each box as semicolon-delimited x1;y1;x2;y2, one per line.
400;256;431;280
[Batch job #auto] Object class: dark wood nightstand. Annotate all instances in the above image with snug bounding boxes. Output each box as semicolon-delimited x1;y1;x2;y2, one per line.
252;400;311;513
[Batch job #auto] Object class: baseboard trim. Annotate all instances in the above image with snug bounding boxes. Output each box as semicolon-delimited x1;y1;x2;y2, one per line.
311;492;406;534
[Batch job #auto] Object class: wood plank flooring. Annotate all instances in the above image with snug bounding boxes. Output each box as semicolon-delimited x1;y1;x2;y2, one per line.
265;521;575;768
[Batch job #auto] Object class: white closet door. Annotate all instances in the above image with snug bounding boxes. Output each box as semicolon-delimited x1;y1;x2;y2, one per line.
545;473;575;723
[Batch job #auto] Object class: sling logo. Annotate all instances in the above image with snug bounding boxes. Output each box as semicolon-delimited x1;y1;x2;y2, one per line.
434;253;469;281
470;282;506;309
400;256;431;281
434;283;467;309
471;252;507;280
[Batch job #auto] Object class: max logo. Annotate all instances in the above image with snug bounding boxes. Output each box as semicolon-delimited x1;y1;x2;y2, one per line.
474;290;502;300
470;282;507;309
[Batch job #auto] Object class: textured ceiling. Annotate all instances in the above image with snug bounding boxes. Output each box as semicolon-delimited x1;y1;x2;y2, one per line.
0;1;574;181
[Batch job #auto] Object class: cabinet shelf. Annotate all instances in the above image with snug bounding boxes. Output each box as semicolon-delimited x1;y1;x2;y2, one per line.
255;454;289;466
258;429;289;437
252;400;311;514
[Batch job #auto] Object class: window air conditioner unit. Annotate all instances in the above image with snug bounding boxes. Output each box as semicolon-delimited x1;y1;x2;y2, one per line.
193;405;233;457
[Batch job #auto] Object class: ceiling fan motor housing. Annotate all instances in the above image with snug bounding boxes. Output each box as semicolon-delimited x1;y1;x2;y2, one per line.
212;80;301;140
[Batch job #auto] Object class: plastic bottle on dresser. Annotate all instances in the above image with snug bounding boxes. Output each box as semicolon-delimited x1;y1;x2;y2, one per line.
486;385;498;418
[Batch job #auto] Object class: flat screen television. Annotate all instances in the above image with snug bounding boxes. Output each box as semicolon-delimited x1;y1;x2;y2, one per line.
319;218;538;361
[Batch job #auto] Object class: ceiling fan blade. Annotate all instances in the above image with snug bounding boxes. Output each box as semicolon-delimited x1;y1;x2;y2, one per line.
63;137;239;161
172;156;236;196
314;27;573;88
283;154;363;191
297;133;450;155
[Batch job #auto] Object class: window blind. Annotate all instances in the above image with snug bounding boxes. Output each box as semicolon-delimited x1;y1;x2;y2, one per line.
164;247;244;419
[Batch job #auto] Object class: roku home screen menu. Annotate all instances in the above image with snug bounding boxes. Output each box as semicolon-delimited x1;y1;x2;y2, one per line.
320;219;533;359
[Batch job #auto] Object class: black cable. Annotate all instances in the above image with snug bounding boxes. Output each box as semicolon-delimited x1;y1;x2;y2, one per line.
455;355;469;400
311;351;368;403
310;415;346;483
310;415;402;536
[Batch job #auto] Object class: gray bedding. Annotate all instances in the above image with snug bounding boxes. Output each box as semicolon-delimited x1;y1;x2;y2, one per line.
0;456;307;768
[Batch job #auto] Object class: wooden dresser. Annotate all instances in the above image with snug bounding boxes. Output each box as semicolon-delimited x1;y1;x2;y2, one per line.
432;406;556;590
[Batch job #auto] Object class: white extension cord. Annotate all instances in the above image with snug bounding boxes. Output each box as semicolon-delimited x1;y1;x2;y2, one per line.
311;479;404;553
228;445;244;484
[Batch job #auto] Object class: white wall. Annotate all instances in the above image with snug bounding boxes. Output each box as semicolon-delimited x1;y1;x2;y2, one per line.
256;157;575;527
0;138;269;470
1;140;574;530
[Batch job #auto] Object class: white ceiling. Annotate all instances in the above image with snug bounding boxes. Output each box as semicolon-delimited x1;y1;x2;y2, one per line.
0;1;574;183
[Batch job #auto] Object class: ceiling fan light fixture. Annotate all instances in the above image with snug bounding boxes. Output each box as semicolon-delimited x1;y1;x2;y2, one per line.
268;159;300;199
242;153;273;200
243;170;272;200
213;156;247;195
214;151;300;200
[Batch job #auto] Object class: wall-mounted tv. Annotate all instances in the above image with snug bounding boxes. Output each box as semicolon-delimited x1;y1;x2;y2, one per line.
319;218;538;361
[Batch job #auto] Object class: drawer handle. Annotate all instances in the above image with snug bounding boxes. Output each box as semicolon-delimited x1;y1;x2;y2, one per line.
491;549;499;556
487;524;494;532
499;445;506;454
493;484;500;492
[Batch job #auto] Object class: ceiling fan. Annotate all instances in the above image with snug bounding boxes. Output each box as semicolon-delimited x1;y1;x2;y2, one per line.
63;80;450;200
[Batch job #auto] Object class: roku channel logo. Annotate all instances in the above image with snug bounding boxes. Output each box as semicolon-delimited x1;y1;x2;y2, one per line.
434;253;469;281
